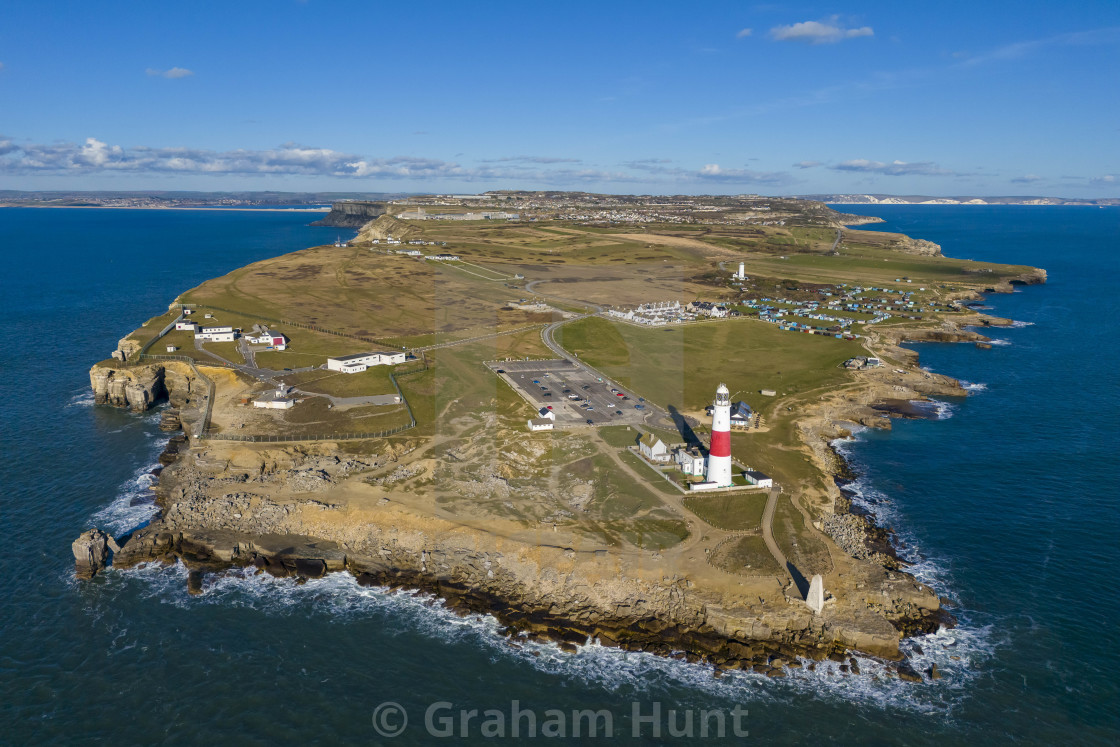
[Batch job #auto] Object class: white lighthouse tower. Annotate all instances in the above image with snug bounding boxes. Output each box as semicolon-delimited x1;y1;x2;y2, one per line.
737;262;746;280
707;383;733;487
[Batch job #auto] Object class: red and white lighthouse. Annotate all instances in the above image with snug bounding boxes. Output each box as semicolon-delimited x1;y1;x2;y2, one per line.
707;383;733;487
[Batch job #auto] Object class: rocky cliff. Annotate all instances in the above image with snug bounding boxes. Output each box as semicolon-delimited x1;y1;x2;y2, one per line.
353;214;419;243
90;361;209;413
310;201;387;228
101;433;947;674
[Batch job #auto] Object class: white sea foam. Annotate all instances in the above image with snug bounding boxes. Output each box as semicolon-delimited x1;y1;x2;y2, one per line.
90;464;161;535
986;338;1012;346
931;400;955;420
67;390;96;408
1008;320;1034;328
111;555;995;714
961;381;988;392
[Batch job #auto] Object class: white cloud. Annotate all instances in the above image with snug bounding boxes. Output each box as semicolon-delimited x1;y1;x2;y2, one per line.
0;136;800;187
793;160;821;169
146;67;194;79
831;159;954;176
736;28;753;39
695;163;790;184
1011;174;1043;183
769;17;873;44
1091;174;1117;184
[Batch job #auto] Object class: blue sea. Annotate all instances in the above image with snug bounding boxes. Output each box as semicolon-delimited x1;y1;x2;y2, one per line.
0;205;1117;744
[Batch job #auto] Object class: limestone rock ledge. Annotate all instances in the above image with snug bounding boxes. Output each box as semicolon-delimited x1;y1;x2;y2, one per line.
106;439;945;669
90;361;207;412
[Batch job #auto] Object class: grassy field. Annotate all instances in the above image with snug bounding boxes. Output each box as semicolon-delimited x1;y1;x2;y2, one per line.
599;425;641;448
710;534;782;576
684;493;767;531
771;494;831;576
282;365;397;398
557;316;855;415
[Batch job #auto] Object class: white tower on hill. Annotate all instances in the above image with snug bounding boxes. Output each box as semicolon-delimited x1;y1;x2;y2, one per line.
707;383;733;487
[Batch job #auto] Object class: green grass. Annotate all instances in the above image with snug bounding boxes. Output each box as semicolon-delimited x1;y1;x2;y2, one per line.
771;495;831;576
557;316;854;415
684;493;767;531
599;425;641;448
618;451;681;495
710;534;783;576
285;365;397;398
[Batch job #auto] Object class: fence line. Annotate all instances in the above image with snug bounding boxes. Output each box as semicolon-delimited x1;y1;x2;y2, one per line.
133;312;184;361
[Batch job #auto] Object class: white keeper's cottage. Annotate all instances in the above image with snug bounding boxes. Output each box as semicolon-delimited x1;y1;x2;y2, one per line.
639;433;670;462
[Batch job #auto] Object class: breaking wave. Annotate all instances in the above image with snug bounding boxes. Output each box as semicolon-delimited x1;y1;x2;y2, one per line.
67;390;96;408
90;463;161;535
961;381;987;392
110;549;995;716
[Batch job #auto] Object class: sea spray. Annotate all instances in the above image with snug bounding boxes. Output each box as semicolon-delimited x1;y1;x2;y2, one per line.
110;560;990;715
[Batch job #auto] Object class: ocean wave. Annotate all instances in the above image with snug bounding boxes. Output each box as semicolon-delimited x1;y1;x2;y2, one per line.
66;390;96;408
90;465;160;535
1008;320;1034;328
961;381;987;392
109;558;992;714
986;338;1011;346
931;400;955;420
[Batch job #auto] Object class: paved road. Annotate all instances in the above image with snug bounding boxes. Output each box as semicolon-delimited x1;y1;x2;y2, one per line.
828;228;842;254
541;317;683;431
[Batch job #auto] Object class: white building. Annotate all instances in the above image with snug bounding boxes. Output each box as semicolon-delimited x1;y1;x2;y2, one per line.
538;407;556;421
527;417;554;431
247;331;289;350
195;326;236;342
253;389;296;410
729;400;753;429
326;351;406;373
639;433;670;463
175;321;199;332
674;446;706;476
743;470;773;488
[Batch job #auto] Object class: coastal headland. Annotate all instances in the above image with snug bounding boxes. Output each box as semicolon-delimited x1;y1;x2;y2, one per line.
79;192;1045;681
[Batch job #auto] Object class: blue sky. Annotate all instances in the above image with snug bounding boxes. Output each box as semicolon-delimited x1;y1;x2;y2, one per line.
1;1;1118;196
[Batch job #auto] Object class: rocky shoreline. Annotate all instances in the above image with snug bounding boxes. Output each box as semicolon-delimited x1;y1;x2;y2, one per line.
73;362;951;682
73;269;1043;684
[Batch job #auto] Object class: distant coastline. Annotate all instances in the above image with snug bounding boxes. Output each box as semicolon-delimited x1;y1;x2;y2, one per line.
0;205;330;212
